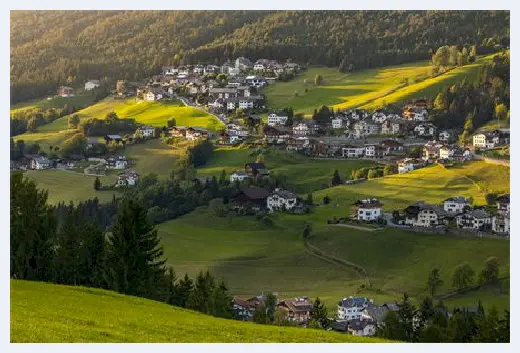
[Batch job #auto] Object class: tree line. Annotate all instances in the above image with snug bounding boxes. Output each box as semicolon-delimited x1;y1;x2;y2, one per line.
11;10;509;103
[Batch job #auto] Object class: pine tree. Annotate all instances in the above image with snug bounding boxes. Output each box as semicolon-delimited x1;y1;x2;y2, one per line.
210;280;233;319
104;199;166;299
174;273;194;308
165;267;178;305
427;268;444;297
310;297;329;328
11;172;56;281
94;177;101;190
331;169;342;186
399;293;417;342
187;271;216;314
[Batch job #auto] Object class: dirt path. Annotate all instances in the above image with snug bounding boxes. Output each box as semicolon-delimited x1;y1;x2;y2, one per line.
333;223;384;232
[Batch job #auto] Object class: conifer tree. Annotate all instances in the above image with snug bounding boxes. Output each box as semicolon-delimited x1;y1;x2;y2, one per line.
310;297;329;328
174;273;194;308
104;199;166;299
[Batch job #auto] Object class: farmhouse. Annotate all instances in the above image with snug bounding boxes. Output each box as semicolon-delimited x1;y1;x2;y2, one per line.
492;212;510;236
209;87;238;99
456;209;492;230
496;194;510;214
443;196;471;213
354;199;383;221
404;202;448;227
135;125;155;138
106;156;128;170
286;137;310;151
244;163;269;177
347;319;376;337
57;86;74;97
230;170;249;183
380;139;404;153
293;122;318;136
414;123;437;137
232;187;270;211
397;158;424;174
422;140;444;161
360;303;399;326
337;297;374;321
232;296;264;321
267;113;288;127
116;170;139;187
277;297;313;324
473;132;500;149
84;79;100;90
342;145;365;158
30;156;51;170
267;188;299;212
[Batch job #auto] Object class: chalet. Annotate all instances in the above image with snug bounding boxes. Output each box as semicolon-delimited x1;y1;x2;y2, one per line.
227;125;249;138
232;296;264;321
277;297;313;324
230;170;249;183
84;80;100;91
456;209;491;230
30;156;51;170
361;303;399;326
231;187;270;211
267;188;299;212
57;86;74;97
347;319;376;337
293;121;318;136
403;105;428;121
185;127;208;141
226;97;256;110
438;130;451;142
209;87;238;99
496;194;510;214
380;139;404;154
439;145;471;160
337;297;374;321
263;126;291;144
235;57;253;72
381;120;402;135
253;63;265;71
106;156;128;170
286;137;310;151
443;197;471;213
245;75;267;87
267;113;288;127
492;212;510;236
341;145;365;158
219;133;240;145
397;158;424;174
244;163;269;178
353;120;380;137
404;202;448;227
414;123;437;137
116;170;139;187
135;125;155;138
422;140;444;161
354;199;383;221
473;132;500;149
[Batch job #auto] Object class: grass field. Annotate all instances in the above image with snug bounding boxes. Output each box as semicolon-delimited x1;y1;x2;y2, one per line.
10;280;390;343
37;97;224;133
13;130;78;153
23;170;118;205
10;94;97;116
263;55;494;115
197;147;377;193
310;163;492;222
447;161;510;196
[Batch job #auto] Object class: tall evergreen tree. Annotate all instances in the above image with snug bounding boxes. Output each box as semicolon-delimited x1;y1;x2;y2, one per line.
10;172;56;281
174;273;194;308
331;169;342;186
310;297;329;328
104;199;166;299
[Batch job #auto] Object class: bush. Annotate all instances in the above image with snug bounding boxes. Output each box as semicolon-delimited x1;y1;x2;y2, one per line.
260;216;274;227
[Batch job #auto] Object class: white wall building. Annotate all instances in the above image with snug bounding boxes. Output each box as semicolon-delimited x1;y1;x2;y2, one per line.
354;199;383;221
84;80;100;91
337;297;374;321
267;188;298;212
443;197;471;213
456;209;491;230
267;113;288;127
230;171;249;183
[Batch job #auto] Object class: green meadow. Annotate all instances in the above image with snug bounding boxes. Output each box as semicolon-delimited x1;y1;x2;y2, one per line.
197;147;378;193
10;94;98;116
36;97;223;133
263;55;494;115
10;280;390;343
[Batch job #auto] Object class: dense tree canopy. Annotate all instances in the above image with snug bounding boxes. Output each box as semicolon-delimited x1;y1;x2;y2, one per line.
11;10;509;103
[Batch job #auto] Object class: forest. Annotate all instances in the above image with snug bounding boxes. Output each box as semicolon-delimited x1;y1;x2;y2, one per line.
11;10;509;103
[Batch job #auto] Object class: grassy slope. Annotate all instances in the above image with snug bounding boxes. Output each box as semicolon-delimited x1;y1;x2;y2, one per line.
10;280;390;343
10;94;97;115
125;139;187;179
263;55;493;115
197;147;377;193
37;97;223;132
23;170;118;205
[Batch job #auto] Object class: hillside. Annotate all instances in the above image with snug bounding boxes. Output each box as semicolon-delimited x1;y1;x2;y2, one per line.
11;10;509;103
10;280;390;343
263;55;494;115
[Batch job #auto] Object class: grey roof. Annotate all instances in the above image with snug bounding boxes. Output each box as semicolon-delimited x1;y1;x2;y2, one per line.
338;297;373;308
464;209;491;219
363;306;389;323
271;189;298;199
348;319;375;331
210;88;237;94
444;196;470;204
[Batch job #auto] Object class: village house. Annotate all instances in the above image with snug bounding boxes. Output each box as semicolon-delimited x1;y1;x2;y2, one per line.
456;209;492;230
438;130;451;142
372;111;387;123
267;113;288;127
473;132;500;149
116;170;139;187
381;120;402;135
106;156;128;170
30;156;51;170
422;140;444;161
84;79;100;91
227;125;249;138
492;212;510;236
404;202;448;227
403;105;428;121
286;136;310;151
135;125;155;138
397;158;424;174
245;75;267;87
263;126;291;144
204;65;220;75
293;122;318;136
169;126;187;138
57;86;74;97
231;187;270;212
236;86;251;97
232;296;264;321
443;196;471;213
331;117;346;129
347;319;376;337
337;297;374;321
219;133;240;145
230;170;250;183
342;145;365;158
277;297;313;324
353;120;380;138
360;303;399;327
439;145;471;161
496;194;510;214
235;57;253;72
267;188;299;212
144;88;163;101
354;198;383;221
244;162;269;178
185;127;208;141
209;87;238;99
162;66;179;75
414;123;437;137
